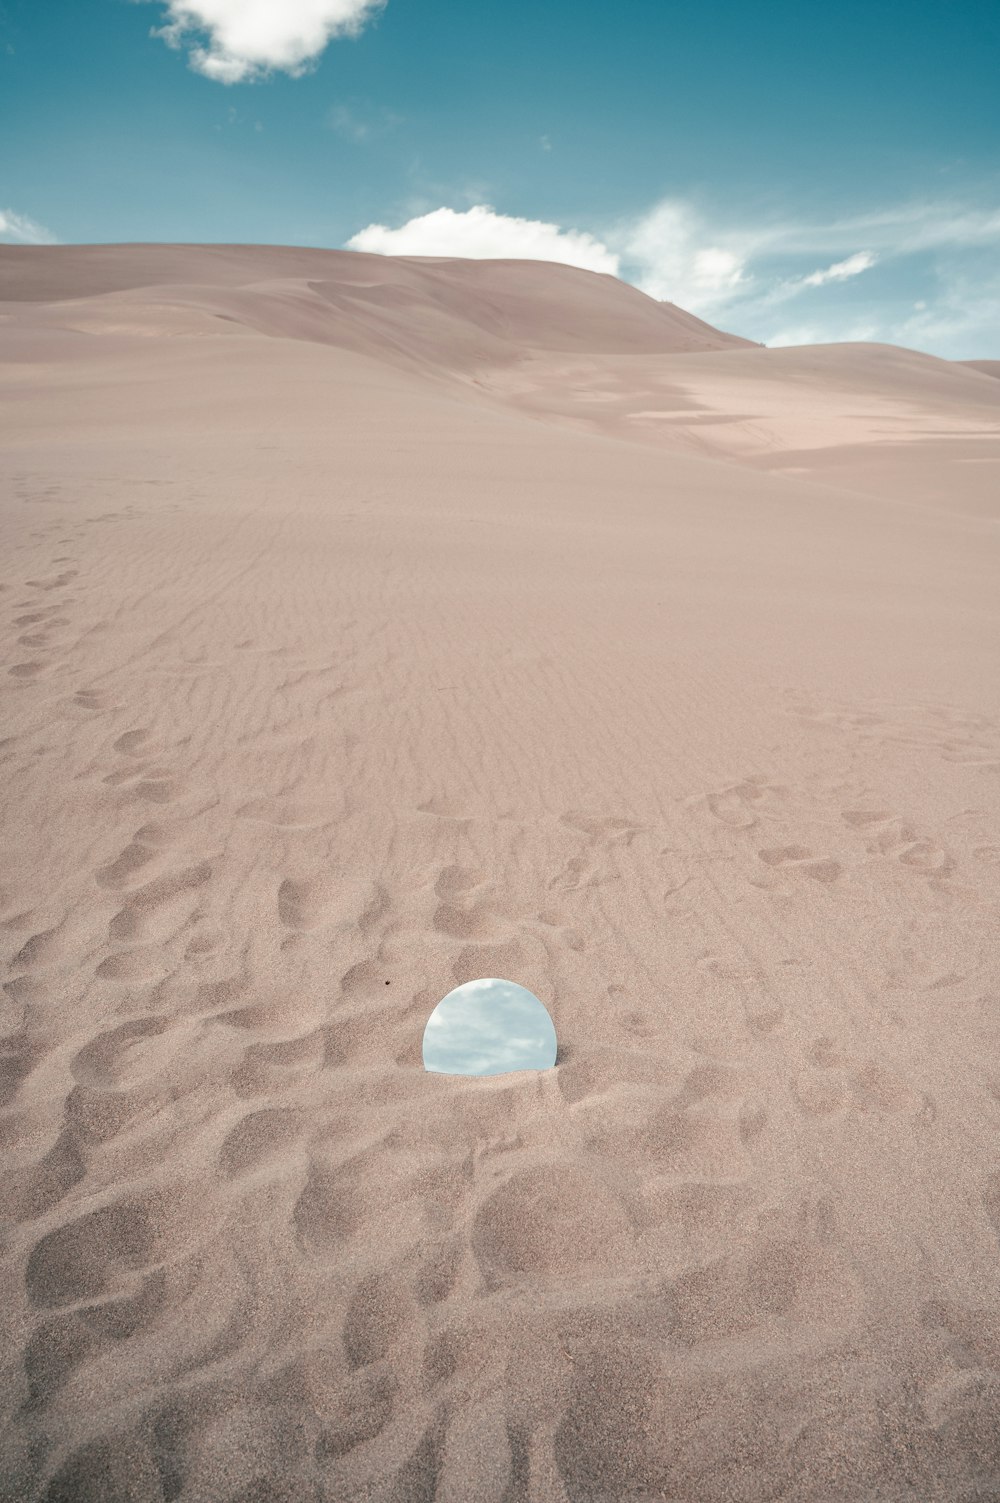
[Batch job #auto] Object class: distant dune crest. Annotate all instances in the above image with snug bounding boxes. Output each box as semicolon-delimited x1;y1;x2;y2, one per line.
2;242;997;516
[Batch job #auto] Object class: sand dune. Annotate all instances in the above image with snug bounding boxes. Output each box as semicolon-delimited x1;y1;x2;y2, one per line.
480;341;1000;517
2;244;1000;1501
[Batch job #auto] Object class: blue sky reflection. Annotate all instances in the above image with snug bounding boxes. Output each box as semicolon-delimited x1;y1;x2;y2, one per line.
422;978;557;1076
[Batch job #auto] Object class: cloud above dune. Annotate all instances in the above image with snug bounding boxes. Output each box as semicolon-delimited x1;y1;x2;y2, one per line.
618;199;751;311
0;209;58;244
623;199;1000;354
799;251;877;287
344;199;882;318
344;194;1000;356
346;204;621;275
620;199;1000;352
147;0;384;83
753;250;879;310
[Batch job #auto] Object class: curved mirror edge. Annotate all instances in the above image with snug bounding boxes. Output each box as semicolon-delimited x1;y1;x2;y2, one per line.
422;977;557;1076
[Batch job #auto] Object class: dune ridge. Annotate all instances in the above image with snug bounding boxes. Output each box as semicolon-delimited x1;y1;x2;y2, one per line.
2;244;1000;1501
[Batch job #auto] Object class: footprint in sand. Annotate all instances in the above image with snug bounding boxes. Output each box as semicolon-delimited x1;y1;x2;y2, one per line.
130;773;189;804
98;724;207;806
546;811;645;893
107;862;212;944
757;846;841;884
293;1160;370;1259
694;775;784;831
10;909;97;971
535;909;586;951
434;864;482;900
24;569;78;592
841;808;892;829
559;811;644;846
665;1196;858;1353
584;1087;753;1181
432;897;508;942
113;727;160;758
73;688;115;710
102;757;178;795
417;797;470;823
232;1030;326;1098
95;831;169;891
236;795;335;829
15;613;69;648
277;874;361;931
341;1269;420;1370
24;1184;202;1308
217;1107;307;1179
7;660;51;679
12;607;65;629
94;947;174;984
310;1368;400;1462
414;1237;465;1308
795;1035;935;1121
472;1163;635;1289
70;1016;186;1091
547;854;587;893
841;810;955;877
338;958;398;1004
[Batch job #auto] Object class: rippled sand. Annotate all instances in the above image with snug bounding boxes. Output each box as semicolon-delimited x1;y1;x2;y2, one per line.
2;244;1000;1502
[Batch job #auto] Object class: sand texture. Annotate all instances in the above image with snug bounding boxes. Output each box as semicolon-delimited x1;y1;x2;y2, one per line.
2;243;1000;1502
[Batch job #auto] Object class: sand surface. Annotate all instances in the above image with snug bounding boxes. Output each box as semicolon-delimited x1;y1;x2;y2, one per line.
2;243;1000;1502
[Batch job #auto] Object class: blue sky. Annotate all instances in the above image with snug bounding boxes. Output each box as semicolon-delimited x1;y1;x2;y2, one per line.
2;0;999;355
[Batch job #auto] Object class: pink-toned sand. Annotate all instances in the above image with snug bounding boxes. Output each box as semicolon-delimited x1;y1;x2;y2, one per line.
2;243;1000;1502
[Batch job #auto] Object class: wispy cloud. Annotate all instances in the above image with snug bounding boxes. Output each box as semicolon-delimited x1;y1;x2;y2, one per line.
751;250;879;310
147;0;385;84
344;194;1000;357
328;102;401;142
799;203;1000;257
799;251;877;288
346;204;619;275
0;209;58;244
617;198;1000;353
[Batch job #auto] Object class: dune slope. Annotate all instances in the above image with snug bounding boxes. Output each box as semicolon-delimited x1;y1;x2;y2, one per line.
1;245;1000;1503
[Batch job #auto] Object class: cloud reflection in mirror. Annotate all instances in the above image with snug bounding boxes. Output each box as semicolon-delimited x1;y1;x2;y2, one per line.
422;978;558;1076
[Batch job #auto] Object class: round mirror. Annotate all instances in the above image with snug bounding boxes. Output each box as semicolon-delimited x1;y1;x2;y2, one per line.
422;978;558;1076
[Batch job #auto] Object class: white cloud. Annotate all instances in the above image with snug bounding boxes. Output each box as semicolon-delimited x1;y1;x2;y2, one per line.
619;200;751;311
0;209;58;244
343;193;1000;357
800;250;877;287
614;196;1000;354
618;206;878;314
619;199;1000;313
149;0;385;84
749;250;878;309
346;204;620;275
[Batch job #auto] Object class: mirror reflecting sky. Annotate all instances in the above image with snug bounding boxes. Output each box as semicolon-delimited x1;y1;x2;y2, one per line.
422;978;558;1076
